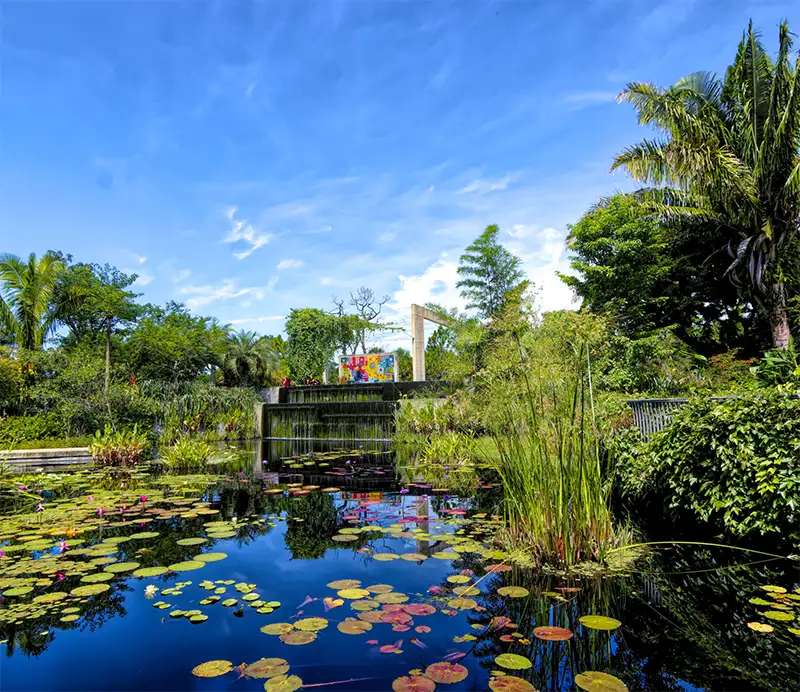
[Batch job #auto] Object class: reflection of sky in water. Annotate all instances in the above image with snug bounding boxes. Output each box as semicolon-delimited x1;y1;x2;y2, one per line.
0;470;797;691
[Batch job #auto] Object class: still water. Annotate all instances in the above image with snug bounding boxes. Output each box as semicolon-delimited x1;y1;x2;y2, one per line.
0;448;797;691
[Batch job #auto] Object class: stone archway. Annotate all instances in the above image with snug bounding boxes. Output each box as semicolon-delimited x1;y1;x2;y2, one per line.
411;304;450;381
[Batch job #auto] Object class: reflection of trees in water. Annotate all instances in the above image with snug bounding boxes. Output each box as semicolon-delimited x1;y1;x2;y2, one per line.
440;548;798;691
1;583;130;659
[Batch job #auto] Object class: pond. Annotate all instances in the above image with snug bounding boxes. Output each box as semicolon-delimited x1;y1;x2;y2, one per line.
0;448;798;691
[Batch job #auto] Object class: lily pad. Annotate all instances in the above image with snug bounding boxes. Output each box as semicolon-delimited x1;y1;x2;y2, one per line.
392;675;436;692
534;626;574;641
243;593;261;602
761;585;787;593
192;660;233;678
489;676;536;691
425;661;469;683
495;653;532;670
373;553;399;561
60;614;80;623
33;592;68;604
264;675;303;692
245;657;290;679
400;552;428;562
168;561;205;572
195;552;227;563
497;586;529;598
279;630;317;645
189;614;208;623
176;537;207;546
222;599;238;607
80;572;114;583
332;534;358;542
405;603;437;616
337;618;373;634
447;597;477;610
763;610;794;621
574;671;628;692
132;566;168;578
327;579;361;589
579;615;622;631
261;622;294;635
747;621;774;633
337;588;371;599
3;586;34;597
70;583;110;597
447;575;471;584
366;584;394;594
376;592;409;604
104;562;140;574
294;617;328;631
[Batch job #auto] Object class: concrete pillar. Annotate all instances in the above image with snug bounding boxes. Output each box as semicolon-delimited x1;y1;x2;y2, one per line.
412;304;426;381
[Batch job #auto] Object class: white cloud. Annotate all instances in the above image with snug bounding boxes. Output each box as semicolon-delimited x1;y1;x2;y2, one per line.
223;207;273;260
309;225;333;234
458;174;518;195
379;230;396;242
179;278;276;310
229;315;284;325
173;269;191;284
562;91;619;109
276;258;305;271
133;270;153;287
507;224;537;239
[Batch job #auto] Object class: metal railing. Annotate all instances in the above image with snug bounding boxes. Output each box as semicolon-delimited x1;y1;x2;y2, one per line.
627;395;739;440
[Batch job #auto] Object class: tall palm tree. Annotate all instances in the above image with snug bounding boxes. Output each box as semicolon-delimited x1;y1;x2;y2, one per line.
218;330;277;387
0;252;65;350
612;21;800;348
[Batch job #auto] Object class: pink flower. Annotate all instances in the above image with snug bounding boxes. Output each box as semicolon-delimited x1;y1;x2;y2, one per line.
87;496;94;501
97;507;104;517
400;489;409;495
59;541;68;553
36;503;44;512
0;550;5;559
140;495;147;503
17;485;26;491
56;571;65;581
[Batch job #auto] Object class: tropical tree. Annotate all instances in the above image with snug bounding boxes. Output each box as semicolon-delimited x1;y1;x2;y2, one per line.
284;308;340;382
0;252;64;350
218;330;277;387
456;225;528;320
612;21;800;348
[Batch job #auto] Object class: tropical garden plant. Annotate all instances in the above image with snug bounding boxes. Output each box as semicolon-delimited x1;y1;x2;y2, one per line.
88;424;148;468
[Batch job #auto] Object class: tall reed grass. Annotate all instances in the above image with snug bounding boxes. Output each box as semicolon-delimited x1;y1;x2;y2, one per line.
486;339;615;567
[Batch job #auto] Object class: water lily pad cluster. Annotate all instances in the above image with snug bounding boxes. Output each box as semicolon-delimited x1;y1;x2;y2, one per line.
747;585;800;635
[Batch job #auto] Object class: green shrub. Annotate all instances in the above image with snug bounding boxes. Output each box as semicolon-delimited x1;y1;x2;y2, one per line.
158;435;214;471
0;412;64;446
614;392;800;538
6;437;92;450
751;340;800;387
88;424;148;467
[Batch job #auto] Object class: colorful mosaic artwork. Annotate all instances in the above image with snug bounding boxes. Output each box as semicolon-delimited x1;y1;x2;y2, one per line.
339;353;397;384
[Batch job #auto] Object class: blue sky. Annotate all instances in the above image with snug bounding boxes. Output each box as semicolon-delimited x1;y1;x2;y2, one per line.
1;0;795;349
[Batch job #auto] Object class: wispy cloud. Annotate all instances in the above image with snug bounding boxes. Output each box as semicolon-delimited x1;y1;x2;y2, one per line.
458;174;518;195
276;258;305;270
179;278;276;310
133;271;154;287
223;206;273;260
562;90;618;110
379;230;396;242
229;315;283;325
174;268;191;283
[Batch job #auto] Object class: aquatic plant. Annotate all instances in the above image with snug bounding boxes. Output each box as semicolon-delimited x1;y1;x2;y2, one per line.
485;338;616;567
88;424;148;467
158;435;215;471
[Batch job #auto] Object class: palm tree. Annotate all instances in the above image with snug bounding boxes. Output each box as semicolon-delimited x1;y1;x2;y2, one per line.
612;21;800;348
0;252;65;350
218;330;277;387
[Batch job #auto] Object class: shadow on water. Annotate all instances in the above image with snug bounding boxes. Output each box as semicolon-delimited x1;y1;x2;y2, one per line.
0;456;797;691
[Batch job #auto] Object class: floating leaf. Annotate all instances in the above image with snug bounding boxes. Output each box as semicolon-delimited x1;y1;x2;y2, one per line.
279;630;317;645
350;599;378;611
294;617;328;631
392;675;436;692
401;553;428;562
574;671;628;692
169;610;186;618
447;597;477;610
168;561;205;572
366;584;394;594
453;586;480;597
373;553;399;561
425;661;469;683
579;615;622;631
405;603;437;616
3;586;34;597
261;623;294;635
104;561;140;574
338;618;373;634
358;611;385;624
176;537;207;546
60;614;80;623
763;610;794;621
376;592;409;604
327;579;361;589
191;660;233;678
129;531;160;540
415;625;431;633
534;626;573;641
497;586;529;598
133;566;168;578
264;674;303;692
332;534;358;542
338;588;371;600
70;584;110;597
761;585;787;593
495;654;532;670
489;676;536;691
80;572;114;583
747;622;774;632
195;552;227;563
222;598;238;607
447;575;471;584
243;593;261;602
34;592;67;604
190;614;208;623
381;611;413;625
245;658;290;679
749;597;772;606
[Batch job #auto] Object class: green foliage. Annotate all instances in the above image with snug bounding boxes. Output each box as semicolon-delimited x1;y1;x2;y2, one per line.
456;225;528;319
616;392;800;537
285;308;340;381
0;252;65;350
5;437;92;450
125;302;226;381
88;424;148;468
158;435;214;471
424;326;458;380
561;195;756;354
750;339;800;387
219;330;278;387
0;413;64;446
613;22;800;348
0;355;21;412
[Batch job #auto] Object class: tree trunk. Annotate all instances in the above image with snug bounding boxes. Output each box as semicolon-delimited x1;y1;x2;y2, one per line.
770;283;792;349
104;316;111;395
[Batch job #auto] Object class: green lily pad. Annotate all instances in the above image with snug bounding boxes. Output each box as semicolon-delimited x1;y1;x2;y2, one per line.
222;598;238;607
80;572;114;583
33;592;68;604
192;660;233;678
176;537;207;546
261;622;294;635
60;614;80;623
195;552;227;562
132;566;168;578
574;671;628;692
243;593;261;602
104;562;140;573
189;614;208;623
245;657;290;679
497;586;529;598
168;561;205;572
494;654;532;670
264;675;303;692
579;615;622;631
3;586;34;597
70;583;111;597
763;610;794;621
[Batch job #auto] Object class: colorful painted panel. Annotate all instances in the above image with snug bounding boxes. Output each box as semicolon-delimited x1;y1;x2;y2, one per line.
339;353;397;384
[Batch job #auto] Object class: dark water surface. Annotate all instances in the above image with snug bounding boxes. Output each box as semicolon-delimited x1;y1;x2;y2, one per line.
0;449;798;692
